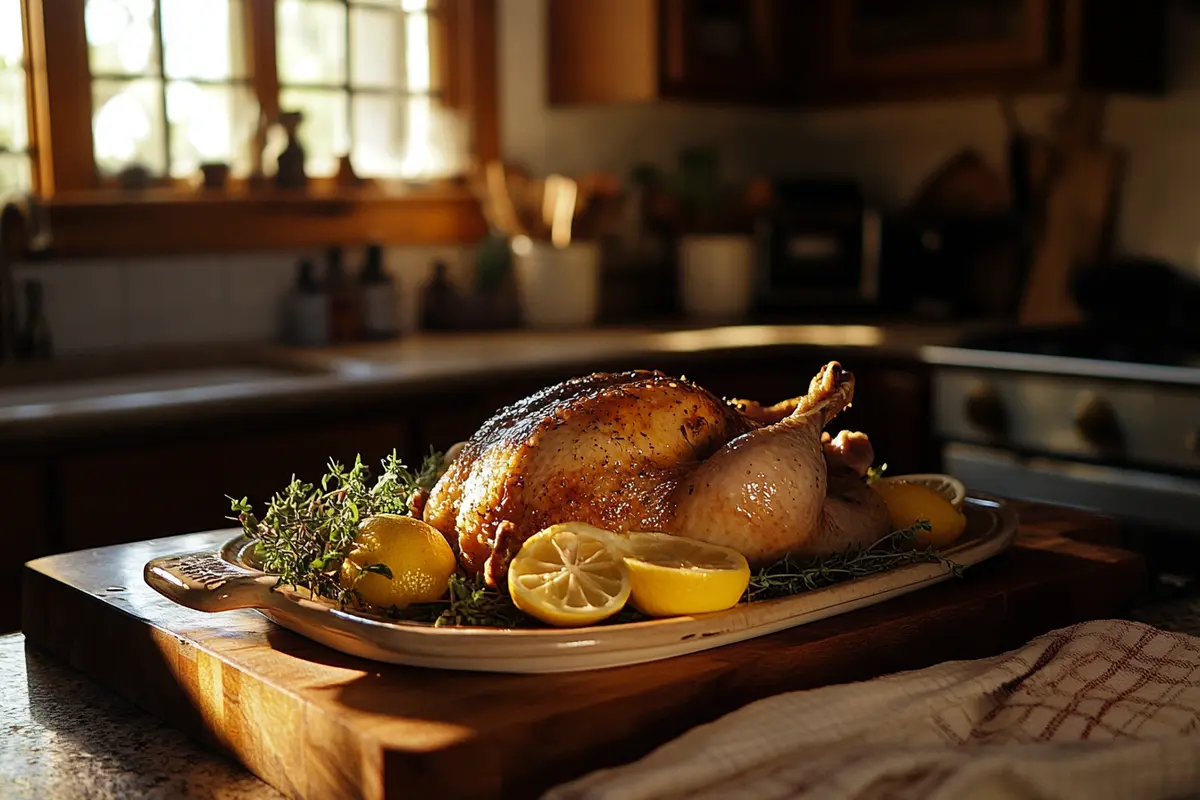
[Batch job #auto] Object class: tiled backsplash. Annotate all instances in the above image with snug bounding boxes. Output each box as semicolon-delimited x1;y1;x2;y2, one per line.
11;245;477;355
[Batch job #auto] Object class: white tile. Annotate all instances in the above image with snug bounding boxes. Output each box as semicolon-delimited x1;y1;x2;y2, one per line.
223;252;301;343
125;257;228;347
10;259;128;354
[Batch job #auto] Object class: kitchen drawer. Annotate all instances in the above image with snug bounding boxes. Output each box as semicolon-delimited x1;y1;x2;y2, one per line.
935;369;1200;471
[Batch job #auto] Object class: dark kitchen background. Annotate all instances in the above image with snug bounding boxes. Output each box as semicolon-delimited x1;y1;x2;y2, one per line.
2;0;1198;633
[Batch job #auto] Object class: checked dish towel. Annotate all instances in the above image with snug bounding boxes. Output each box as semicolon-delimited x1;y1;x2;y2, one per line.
547;620;1200;800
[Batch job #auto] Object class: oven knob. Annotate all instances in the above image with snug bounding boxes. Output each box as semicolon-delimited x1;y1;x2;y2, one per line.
1074;392;1122;449
964;381;1007;438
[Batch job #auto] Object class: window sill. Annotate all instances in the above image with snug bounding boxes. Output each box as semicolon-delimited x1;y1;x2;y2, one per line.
42;184;489;258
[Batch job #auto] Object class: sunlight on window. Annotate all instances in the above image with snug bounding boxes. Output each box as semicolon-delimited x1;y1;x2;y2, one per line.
0;0;31;193
277;0;464;182
86;0;254;179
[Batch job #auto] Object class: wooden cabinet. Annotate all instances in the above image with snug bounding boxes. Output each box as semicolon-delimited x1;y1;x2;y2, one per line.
787;0;1165;104
60;420;408;551
2;463;49;632
548;0;784;105
549;0;1164;107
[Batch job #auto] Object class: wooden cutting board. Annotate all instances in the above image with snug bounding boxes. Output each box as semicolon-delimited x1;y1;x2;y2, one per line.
21;503;1144;800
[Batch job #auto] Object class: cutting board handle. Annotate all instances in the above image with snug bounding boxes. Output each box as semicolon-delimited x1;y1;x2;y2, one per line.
144;550;274;613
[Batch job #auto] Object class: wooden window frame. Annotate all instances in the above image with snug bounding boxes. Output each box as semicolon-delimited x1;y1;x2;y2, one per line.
20;0;494;256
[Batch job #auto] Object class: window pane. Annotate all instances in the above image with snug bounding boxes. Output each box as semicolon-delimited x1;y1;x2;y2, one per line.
405;12;432;92
350;6;405;89
86;0;160;77
350;93;404;177
92;78;166;176
0;0;22;70
277;0;346;85
161;0;246;80
279;88;348;177
167;82;257;178
0;69;27;152
0;152;31;192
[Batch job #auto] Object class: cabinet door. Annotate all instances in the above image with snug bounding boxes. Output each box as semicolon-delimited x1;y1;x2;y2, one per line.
827;0;1051;81
61;420;408;551
0;463;48;632
660;0;783;100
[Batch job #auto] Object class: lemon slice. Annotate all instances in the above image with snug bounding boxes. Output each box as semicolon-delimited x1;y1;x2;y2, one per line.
877;473;966;510
617;531;750;618
507;523;631;627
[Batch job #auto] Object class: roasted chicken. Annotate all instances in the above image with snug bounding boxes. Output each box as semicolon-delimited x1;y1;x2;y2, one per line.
423;361;890;585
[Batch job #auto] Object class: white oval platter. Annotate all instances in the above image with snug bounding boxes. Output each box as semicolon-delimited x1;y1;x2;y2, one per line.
144;494;1017;674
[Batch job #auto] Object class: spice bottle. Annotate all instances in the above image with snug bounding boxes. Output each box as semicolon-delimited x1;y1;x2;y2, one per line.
419;260;459;330
16;279;52;360
285;259;329;347
359;244;398;340
325;246;362;343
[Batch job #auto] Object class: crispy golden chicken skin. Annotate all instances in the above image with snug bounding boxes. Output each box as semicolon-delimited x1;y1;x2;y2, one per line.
423;362;889;586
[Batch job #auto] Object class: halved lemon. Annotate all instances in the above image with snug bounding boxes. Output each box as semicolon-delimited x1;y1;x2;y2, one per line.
871;478;967;550
616;531;750;618
507;523;631;627
876;473;966;510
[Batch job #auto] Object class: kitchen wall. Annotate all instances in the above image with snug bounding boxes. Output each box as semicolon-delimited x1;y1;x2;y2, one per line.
20;2;1200;356
501;0;1200;272
11;245;475;355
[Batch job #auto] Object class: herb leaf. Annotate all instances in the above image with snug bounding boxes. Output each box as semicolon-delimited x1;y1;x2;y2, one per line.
229;448;445;608
744;521;961;602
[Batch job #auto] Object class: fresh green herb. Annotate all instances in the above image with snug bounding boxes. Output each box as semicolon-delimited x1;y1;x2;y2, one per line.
229;448;444;607
744;521;961;603
865;463;888;484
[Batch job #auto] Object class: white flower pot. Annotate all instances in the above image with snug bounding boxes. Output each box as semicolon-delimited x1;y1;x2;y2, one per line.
513;239;600;329
678;234;755;321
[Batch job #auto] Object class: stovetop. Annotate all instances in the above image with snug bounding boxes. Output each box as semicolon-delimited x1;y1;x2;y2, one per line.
955;326;1200;368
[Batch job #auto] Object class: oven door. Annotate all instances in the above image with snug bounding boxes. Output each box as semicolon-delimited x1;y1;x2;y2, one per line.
943;442;1200;535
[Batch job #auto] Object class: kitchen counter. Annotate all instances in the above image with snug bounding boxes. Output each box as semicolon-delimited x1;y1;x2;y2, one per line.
5;589;1199;800
0;322;968;444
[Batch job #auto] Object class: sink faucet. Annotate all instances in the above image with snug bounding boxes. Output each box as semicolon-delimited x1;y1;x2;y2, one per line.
0;194;52;364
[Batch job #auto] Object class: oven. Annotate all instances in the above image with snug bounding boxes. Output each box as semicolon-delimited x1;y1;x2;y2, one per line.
924;341;1200;582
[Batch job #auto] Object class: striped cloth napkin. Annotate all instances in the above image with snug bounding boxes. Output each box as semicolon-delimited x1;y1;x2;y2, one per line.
546;620;1200;800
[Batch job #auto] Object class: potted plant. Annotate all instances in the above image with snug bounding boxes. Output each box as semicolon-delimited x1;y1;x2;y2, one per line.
632;148;772;321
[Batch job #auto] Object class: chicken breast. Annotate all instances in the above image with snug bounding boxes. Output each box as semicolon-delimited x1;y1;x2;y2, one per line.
423;362;890;585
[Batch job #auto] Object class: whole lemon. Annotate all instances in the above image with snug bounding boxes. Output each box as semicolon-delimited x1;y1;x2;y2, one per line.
871;480;967;550
339;514;457;609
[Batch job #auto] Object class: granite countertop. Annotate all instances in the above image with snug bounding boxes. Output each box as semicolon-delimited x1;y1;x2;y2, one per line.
0;322;970;444
4;591;1200;800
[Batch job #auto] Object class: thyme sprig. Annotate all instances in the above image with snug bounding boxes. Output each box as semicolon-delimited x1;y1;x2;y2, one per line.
744;521;961;603
229;449;444;607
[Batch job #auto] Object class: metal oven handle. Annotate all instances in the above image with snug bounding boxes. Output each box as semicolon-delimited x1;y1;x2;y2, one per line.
943;442;1200;534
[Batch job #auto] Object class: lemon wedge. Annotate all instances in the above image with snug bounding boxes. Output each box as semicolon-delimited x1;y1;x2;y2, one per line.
871;479;968;549
507;523;631;627
340;514;458;608
617;531;750;618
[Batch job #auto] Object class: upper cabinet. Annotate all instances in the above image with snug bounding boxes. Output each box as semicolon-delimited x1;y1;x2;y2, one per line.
547;0;1166;107
549;0;784;104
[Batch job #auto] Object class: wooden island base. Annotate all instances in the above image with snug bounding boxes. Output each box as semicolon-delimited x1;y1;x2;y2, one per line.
21;503;1143;800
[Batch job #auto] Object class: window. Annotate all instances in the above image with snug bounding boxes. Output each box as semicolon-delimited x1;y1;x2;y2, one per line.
9;0;496;255
0;0;31;192
85;0;256;179
277;0;465;180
